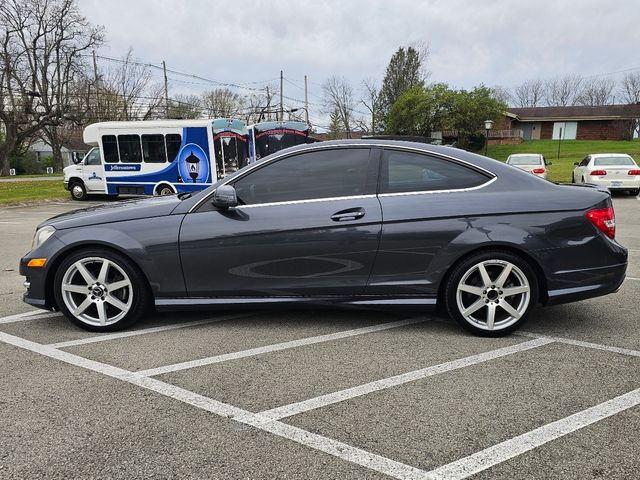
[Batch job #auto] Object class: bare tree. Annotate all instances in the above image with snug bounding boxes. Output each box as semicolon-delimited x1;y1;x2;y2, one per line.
167;93;202;119
360;78;381;134
491;85;512;106
202;88;245;118
576;77;614;106
543;74;584;106
512;79;545;107
322;76;356;138
0;0;103;173
619;72;640;104
241;86;277;124
100;49;164;121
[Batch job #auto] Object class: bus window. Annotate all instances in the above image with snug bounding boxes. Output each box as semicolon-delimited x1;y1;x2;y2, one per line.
142;134;167;163
118;135;142;163
166;134;182;162
102;135;119;163
214;135;248;179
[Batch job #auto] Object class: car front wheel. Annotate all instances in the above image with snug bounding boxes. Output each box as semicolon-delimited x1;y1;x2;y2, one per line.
70;181;87;200
53;248;150;331
445;250;538;336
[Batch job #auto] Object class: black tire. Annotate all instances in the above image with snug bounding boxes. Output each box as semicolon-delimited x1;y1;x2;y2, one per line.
444;250;539;337
571;173;575;183
155;184;175;196
69;181;87;201
53;248;151;332
630;189;639;196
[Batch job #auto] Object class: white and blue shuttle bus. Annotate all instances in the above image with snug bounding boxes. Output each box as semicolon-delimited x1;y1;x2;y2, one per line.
64;118;248;200
247;120;318;164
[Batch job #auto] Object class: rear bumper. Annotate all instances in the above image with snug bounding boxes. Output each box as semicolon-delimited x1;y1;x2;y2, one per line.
545;262;627;305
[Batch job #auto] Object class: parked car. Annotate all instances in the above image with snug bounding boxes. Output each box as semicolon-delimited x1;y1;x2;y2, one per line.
506;153;550;179
21;140;627;336
572;154;640;195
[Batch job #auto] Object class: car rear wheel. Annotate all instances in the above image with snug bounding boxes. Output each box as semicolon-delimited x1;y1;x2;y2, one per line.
53;248;150;331
70;181;87;201
445;250;538;336
571;173;576;183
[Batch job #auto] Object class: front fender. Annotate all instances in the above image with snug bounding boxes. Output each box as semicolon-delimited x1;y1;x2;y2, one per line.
49;215;186;298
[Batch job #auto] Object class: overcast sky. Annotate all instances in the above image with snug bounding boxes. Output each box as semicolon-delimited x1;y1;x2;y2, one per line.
78;0;638;125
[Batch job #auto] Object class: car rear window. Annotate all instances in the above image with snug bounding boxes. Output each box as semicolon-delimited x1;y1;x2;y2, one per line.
594;156;636;166
508;155;542;165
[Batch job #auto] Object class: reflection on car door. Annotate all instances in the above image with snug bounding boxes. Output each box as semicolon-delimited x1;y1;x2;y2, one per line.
365;148;494;297
179;147;382;297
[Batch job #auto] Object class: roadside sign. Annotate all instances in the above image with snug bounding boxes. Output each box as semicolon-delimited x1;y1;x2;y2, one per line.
46;167;54;174
9;169;16;176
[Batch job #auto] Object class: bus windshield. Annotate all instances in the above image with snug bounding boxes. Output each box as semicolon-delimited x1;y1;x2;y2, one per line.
252;121;316;160
214;133;248;179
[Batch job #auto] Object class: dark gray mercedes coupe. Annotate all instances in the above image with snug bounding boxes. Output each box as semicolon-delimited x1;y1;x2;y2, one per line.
20;140;627;336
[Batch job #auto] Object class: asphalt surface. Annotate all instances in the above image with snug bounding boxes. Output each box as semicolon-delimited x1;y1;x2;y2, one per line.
0;196;639;479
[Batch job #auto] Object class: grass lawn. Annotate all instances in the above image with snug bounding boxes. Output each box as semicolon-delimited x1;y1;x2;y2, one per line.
0;180;68;205
482;139;640;183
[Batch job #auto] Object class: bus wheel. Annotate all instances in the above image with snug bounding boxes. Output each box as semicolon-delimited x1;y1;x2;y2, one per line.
155;184;175;196
70;181;87;201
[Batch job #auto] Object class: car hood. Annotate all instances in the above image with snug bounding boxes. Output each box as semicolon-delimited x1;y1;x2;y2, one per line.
40;195;183;230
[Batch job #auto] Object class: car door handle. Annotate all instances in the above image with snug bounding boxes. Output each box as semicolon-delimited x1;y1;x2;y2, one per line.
331;207;365;222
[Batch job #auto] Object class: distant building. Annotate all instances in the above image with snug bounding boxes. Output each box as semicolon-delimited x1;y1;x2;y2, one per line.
29;138;92;166
504;105;640;141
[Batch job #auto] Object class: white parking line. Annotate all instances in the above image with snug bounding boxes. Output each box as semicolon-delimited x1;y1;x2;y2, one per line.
517;331;640;358
47;313;254;349
0;309;61;324
259;338;554;420
0;331;430;480
426;387;640;479
624;276;640;281
136;317;428;377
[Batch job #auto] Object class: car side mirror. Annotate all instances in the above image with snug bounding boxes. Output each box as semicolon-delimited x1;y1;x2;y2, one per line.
547;161;553;166
72;152;83;165
573;162;579;166
212;185;238;209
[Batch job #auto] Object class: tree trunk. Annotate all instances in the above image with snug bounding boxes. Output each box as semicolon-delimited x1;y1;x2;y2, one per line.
0;134;18;176
51;141;64;171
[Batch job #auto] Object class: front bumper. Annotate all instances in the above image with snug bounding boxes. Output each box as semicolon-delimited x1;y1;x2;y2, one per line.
20;256;52;309
63;180;70;191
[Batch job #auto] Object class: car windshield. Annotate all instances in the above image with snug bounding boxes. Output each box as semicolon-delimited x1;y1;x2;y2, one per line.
593;156;636;166
508;155;541;165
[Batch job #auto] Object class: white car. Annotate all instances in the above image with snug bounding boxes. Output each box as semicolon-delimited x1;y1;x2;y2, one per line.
505;154;550;179
572;153;640;195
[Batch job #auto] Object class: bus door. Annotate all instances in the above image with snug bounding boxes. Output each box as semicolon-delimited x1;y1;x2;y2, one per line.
81;148;106;192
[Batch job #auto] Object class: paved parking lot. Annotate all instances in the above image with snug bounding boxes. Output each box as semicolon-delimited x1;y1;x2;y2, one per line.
1;198;639;479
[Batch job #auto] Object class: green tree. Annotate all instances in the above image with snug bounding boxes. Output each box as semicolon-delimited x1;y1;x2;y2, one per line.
327;108;343;139
386;84;453;136
379;46;427;129
449;85;506;148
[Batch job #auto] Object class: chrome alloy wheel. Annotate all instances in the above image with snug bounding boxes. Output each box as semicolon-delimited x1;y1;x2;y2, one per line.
72;184;85;199
60;256;133;327
455;260;531;331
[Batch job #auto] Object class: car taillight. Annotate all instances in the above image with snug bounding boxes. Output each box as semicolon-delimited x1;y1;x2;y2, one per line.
533;168;545;174
590;170;607;176
585;207;615;239
628;169;640;175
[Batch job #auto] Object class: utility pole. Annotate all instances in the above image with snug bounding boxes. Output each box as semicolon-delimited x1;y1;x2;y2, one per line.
92;50;100;121
304;75;309;126
280;70;284;122
266;86;271;121
163;61;169;118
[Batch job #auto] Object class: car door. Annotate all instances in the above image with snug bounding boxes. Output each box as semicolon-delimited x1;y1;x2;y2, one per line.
82;148;106;192
179;147;382;297
365;148;494;297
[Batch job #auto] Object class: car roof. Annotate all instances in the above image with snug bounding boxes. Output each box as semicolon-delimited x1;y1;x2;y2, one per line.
589;153;634;158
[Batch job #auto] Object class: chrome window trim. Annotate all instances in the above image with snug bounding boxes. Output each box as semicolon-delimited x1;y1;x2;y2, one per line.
189;143;497;213
378;176;497;197
234;194;378;210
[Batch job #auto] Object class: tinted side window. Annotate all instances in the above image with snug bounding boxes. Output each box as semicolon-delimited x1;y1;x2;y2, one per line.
166;134;182;162
579;157;590;167
118;135;142;163
142;134;167;163
233;148;373;205
382;150;490;193
102;135;119;163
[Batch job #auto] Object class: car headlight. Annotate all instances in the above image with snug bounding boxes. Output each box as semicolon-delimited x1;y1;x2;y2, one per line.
32;225;56;250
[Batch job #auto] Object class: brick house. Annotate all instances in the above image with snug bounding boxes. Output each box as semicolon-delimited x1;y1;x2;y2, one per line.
505;104;640;141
